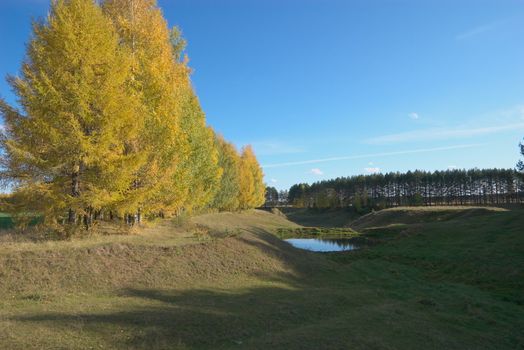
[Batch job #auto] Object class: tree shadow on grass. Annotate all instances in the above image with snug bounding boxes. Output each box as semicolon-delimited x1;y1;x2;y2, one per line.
11;276;367;350
6;223;359;349
8;227;369;349
10;263;524;350
11;215;524;349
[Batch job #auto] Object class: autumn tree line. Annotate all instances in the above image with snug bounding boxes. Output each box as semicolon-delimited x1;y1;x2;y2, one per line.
0;0;265;229
286;168;524;212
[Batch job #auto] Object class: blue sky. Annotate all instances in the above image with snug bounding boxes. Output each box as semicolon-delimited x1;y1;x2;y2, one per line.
1;0;524;190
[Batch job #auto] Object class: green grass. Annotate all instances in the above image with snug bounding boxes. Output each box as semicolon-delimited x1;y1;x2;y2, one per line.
277;207;359;227
349;206;507;230
0;207;523;349
0;212;14;230
0;212;42;230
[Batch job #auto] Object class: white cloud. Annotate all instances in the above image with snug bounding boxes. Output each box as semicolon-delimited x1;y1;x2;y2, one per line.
365;122;524;145
408;112;419;120
270;178;278;183
310;168;324;175
365;167;381;174
368;161;374;165
263;144;481;168
448;165;457;170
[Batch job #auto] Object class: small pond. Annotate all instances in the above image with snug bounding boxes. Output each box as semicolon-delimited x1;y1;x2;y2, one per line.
284;238;359;252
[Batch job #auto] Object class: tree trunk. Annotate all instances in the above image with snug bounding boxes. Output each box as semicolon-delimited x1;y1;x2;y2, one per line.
68;169;80;224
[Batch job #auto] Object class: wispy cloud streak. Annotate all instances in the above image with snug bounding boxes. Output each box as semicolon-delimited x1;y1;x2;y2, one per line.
366;122;524;145
262;144;481;169
250;141;304;156
456;19;507;40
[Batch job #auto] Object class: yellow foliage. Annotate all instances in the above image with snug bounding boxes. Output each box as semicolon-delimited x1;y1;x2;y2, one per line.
238;146;266;209
1;0;147;221
0;0;267;227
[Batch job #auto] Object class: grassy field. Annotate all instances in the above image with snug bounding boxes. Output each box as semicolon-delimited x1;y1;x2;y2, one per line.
0;207;523;349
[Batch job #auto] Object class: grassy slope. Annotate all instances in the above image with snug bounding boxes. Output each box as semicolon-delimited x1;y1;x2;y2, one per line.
349;206;507;230
0;207;523;349
277;207;359;227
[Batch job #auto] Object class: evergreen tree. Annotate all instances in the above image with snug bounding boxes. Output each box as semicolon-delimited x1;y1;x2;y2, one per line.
287;168;523;209
0;0;145;227
264;186;279;207
278;190;289;205
518;139;524;172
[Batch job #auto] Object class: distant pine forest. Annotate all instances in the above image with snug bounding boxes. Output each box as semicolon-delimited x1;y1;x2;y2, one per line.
268;168;524;211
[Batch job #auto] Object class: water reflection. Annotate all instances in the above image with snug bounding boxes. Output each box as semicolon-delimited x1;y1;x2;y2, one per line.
284;238;359;252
